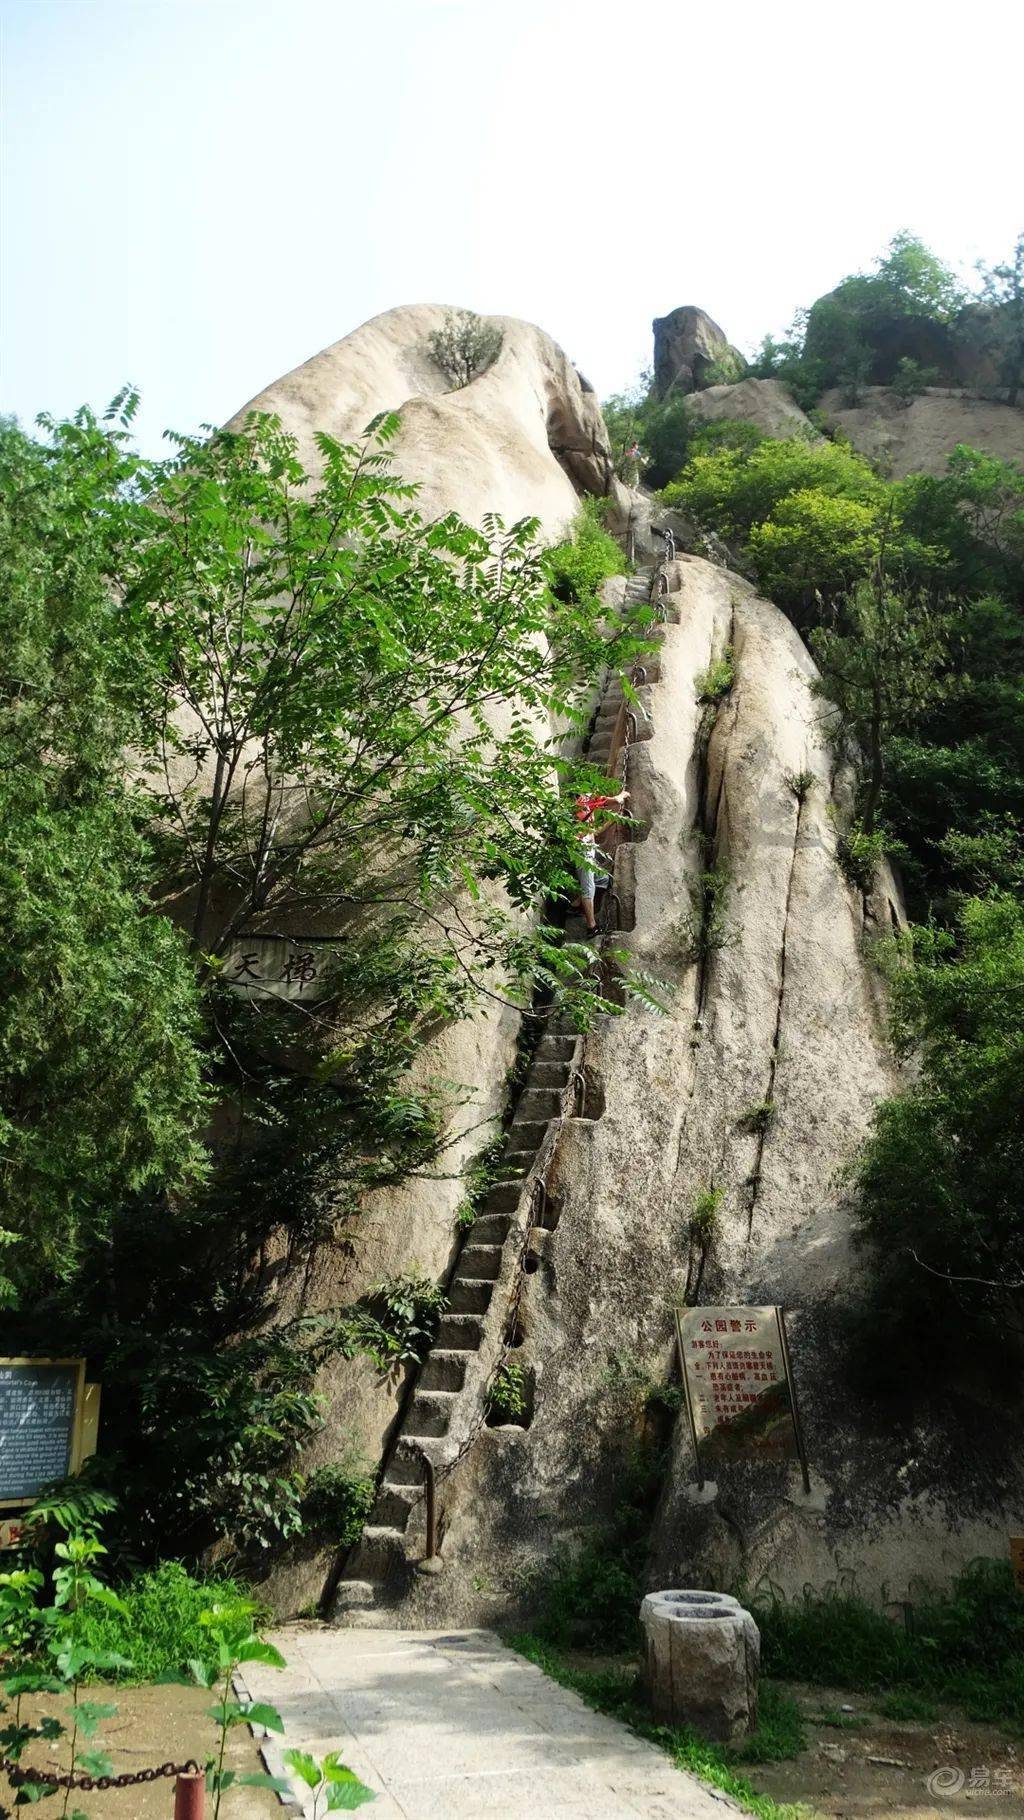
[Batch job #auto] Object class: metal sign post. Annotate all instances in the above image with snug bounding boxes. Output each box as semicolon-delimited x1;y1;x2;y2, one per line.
774;1307;811;1496
674;1312;706;1491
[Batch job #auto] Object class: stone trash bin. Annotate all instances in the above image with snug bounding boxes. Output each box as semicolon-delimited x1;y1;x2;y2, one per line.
639;1589;760;1742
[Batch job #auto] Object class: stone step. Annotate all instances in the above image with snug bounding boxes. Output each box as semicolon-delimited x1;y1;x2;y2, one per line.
332;1580;378;1616
470;1211;511;1246
498;1152;534;1180
346;1525;407;1581
507;1119;547;1151
435;1313;485;1350
419;1349;467;1393
387;1439;445;1486
447;1278;493;1315
480;1181;523;1214
533;1033;577;1061
516;1086;562;1117
526;1062;571;1091
456;1244;503;1281
371;1484;418;1529
404;1392;457;1439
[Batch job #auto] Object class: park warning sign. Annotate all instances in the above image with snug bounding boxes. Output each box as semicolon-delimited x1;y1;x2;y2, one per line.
675;1306;808;1487
0;1359;89;1510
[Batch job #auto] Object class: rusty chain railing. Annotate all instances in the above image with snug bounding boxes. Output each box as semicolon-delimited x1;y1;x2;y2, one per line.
1;1752;202;1794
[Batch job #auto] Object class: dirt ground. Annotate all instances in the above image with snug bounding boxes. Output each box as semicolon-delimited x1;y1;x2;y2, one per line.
9;1683;280;1819
749;1681;1022;1819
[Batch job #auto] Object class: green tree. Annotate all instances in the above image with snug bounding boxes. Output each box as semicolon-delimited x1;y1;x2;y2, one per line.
852;894;1024;1367
0;412;208;1304
748;488;881;612
810;567;949;832
875;230;965;319
977;231;1024;404
3;400;651;1559
545;497;623;605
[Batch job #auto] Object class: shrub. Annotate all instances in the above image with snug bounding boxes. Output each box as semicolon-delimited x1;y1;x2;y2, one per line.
679;863;734;963
356;1271;448;1371
661;435;884;543
783;769;815;803
486;1360;527;1423
428;309;503;388
301;1463;375;1547
836;821;888;891
546;497;623;606
695;646;735;703
891;356;938;403
690;1185;724;1240
739;1100;776;1136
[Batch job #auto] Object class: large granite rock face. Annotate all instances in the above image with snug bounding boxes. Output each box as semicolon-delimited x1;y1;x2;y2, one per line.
223;307;615;1615
229;303;614;540
240;306;1024;1623
349;555;1024;1632
664;370;1023;480
652;306;745;398
820;386;1024;477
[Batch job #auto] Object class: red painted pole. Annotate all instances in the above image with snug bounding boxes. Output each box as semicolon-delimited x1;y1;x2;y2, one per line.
173;1769;205;1820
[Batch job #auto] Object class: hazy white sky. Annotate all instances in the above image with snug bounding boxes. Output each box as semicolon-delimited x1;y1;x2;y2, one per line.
3;0;1021;456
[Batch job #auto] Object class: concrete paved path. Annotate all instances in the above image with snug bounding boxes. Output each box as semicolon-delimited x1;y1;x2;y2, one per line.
244;1624;749;1818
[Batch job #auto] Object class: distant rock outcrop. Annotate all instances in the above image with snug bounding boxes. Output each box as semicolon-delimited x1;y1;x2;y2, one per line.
653;306;745;399
685;376;818;441
820;386;1024;477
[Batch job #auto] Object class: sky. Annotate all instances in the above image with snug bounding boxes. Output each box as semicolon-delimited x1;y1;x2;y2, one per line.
2;0;1022;457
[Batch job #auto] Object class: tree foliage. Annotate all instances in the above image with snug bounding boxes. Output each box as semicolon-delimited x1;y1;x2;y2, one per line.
1;396;650;1555
976;231;1024;405
0;412;208;1306
852;896;1024;1370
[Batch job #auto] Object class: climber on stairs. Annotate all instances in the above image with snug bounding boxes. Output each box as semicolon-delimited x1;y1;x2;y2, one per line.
575;787;629;937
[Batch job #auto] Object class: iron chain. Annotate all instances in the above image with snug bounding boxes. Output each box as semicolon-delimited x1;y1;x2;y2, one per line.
1;1752;201;1791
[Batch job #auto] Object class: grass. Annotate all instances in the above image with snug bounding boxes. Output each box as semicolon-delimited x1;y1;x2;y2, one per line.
815;1705;870;1730
507;1632;809;1820
77;1561;261;1683
877;1689;940;1722
753;1560;1024;1728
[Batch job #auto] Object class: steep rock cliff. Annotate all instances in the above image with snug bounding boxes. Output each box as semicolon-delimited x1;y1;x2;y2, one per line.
336;555;1023;1628
226;306;616;1612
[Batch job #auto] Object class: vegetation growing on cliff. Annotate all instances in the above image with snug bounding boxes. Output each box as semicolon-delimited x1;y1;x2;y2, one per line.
646;343;1024;1375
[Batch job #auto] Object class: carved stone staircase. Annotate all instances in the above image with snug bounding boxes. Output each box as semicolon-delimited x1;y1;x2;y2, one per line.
330;561;665;1621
